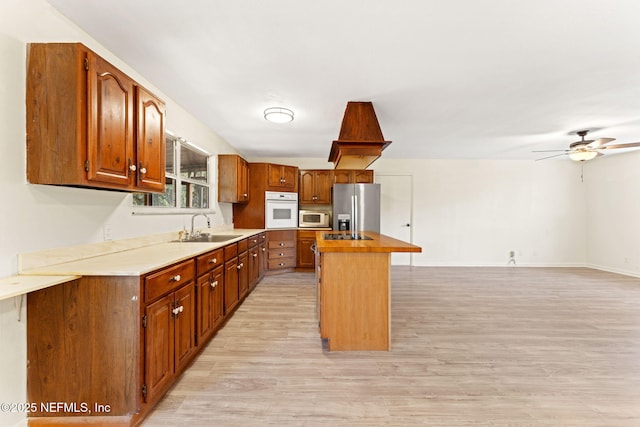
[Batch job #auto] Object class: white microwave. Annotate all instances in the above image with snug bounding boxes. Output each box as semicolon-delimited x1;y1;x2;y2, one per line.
299;210;331;228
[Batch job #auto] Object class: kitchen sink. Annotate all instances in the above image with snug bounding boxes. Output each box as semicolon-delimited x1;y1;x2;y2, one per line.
173;234;242;243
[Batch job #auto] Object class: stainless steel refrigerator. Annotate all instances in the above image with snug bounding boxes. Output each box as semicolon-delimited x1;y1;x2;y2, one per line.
332;183;381;236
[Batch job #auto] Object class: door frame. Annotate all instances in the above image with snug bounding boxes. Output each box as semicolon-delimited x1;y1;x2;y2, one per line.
375;173;414;266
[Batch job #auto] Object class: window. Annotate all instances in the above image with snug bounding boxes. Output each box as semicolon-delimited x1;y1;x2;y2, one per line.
133;133;211;210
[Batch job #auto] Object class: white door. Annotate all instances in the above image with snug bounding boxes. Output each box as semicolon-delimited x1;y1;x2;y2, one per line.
375;174;413;265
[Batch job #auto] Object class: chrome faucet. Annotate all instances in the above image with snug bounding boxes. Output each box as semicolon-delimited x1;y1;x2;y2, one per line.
190;213;210;238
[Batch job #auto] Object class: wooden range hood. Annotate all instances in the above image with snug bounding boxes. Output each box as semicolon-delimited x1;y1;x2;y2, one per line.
328;101;391;169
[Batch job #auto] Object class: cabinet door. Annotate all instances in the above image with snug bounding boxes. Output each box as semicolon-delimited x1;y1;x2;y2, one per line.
299;170;316;203
174;283;196;373
281;165;297;189
333;170;352;184
197;273;213;343
144;294;174;403
86;52;135;187
259;242;267;279
248;247;260;290
297;237;316;269
236;156;249;202
354;170;374;183
211;266;224;328
238;251;249;299
136;86;166;192
267;164;284;187
224;258;239;313
314;170;333;203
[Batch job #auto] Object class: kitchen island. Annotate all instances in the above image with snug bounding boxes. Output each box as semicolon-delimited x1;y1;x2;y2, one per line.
315;231;421;351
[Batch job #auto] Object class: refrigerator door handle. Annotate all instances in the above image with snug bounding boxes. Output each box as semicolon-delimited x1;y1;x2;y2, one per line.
351;194;358;238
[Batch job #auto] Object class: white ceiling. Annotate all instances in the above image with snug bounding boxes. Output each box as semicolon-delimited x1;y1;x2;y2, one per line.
47;0;640;161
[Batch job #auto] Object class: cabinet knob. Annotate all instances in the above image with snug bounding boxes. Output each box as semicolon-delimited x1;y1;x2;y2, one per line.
129;164;137;172
172;305;183;315
279;252;285;257
243;193;248;198
211;280;218;288
253;253;258;258
139;167;147;175
279;242;285;247
237;263;243;270
172;274;181;282
279;262;284;266
209;258;217;264
262;247;266;252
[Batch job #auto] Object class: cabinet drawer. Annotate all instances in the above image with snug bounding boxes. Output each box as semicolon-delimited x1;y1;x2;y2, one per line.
224;243;238;260
145;260;195;303
196;248;224;275
237;238;248;253
248;234;260;248
268;240;295;249
268;247;296;259
268;257;296;269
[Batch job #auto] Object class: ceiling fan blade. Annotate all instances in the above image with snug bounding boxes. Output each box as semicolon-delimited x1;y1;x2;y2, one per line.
599;142;640;150
532;149;570;153
535;153;568;161
586;137;615;148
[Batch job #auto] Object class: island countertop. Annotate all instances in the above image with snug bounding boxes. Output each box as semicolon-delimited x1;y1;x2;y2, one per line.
315;231;422;253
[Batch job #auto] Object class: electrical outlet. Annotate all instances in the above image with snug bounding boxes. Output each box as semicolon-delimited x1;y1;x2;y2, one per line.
509;250;515;258
103;223;113;241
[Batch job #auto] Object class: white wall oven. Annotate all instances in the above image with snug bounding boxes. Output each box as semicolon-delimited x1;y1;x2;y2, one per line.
265;191;298;229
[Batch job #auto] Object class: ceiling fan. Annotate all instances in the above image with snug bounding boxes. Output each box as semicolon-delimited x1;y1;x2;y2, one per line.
534;130;640;161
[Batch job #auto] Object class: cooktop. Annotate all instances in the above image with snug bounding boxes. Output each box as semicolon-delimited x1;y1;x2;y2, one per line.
322;233;373;240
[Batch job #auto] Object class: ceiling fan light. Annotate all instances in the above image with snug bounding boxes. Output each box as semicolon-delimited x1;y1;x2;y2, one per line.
569;150;598;161
264;107;294;123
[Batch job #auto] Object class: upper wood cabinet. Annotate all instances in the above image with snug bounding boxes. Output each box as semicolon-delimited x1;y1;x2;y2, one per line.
299;170;332;204
26;43;165;192
333;169;374;184
267;163;298;190
218;154;249;203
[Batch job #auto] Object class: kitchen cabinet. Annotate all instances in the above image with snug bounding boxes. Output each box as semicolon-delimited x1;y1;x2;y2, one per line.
218;154;249;203
196;248;224;343
332;169;374;184
143;259;196;403
248;233;264;290
267;163;298;190
267;230;297;272
26;42;166;192
238;239;249;300
297;230;317;269
299;170;333;204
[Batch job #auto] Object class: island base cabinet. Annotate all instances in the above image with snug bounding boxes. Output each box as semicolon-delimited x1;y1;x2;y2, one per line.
27;276;140;425
319;252;390;351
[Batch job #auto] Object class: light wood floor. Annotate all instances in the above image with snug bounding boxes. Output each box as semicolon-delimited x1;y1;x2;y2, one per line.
142;267;640;426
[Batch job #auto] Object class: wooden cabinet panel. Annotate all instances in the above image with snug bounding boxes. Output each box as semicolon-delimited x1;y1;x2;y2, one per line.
174;283;196;373
144;293;174;403
26;42;165;193
144;259;195;303
196;248;224;274
87;52;134;186
333;169;374;184
197;273;213;343
297;230;317;269
136;86;166;191
354;169;374;183
266;230;296;272
211;266;224;327
224;258;239;313
238;251;249;299
249;246;260;290
218;154;249;203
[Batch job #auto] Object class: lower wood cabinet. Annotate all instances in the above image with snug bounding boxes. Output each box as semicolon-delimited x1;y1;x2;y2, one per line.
267;229;297;272
26;231;265;426
297;230;317;269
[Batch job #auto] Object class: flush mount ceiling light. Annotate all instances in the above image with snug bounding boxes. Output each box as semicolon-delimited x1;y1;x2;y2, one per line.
264;107;294;123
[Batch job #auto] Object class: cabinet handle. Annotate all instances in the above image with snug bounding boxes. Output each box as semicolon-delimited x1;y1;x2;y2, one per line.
279;262;284;266
262;247;266;252
243;193;248;198
237;263;243;270
172;274;181;282
279;242;285;247
128;161;137;172
253;253;258;258
139;163;147;176
209;258;217;264
211;280;218;288
172;305;183;315
279;252;285;257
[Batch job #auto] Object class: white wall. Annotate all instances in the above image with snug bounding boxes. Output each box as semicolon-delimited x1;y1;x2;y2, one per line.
0;1;237;425
585;150;640;276
259;157;589;267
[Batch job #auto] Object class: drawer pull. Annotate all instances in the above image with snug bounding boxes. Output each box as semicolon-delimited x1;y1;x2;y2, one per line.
279;262;284;266
211;280;218;288
172;274;181;282
208;258;217;264
279;252;285;256
279;242;285;246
